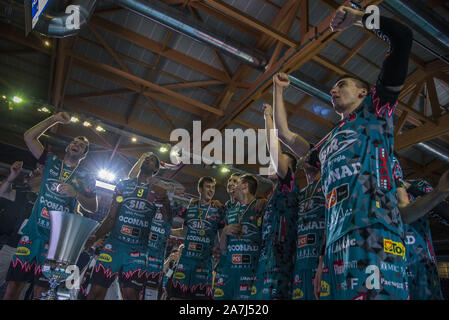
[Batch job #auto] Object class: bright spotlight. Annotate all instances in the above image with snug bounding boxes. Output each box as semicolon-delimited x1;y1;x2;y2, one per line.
220;167;230;173
96;125;106;132
131;137;137;142
98;169;116;182
83;121;92;127
159;146;168;153
70;116;80;123
12;96;23;103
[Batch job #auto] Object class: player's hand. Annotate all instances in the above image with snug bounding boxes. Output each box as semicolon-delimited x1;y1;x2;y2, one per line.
262;104;273;119
8;161;23;182
330;6;364;32
273;72;290;88
140;152;153;161
254;198;268;213
190;198;200;206
211;200;222;208
223;224;242;237
57;183;77;197
436;169;449;195
53;112;71;124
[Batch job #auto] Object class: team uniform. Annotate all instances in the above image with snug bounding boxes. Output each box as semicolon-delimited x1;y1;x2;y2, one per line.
145;202;176;298
6;150;96;285
214;201;263;300
166;203;224;300
90;179;157;292
291;179;332;300
404;179;444;300
252;168;298;300
313;14;413;300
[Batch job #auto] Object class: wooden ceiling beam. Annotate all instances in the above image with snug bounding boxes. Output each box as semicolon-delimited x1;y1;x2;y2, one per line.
89;15;230;83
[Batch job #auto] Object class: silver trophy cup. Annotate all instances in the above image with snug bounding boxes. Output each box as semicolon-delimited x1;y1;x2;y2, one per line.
40;211;99;300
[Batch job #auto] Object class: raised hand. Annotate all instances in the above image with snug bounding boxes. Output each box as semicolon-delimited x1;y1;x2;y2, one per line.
8;161;23;182
273;72;290;88
330;6;364;32
57;183;77;197
53;112;71;124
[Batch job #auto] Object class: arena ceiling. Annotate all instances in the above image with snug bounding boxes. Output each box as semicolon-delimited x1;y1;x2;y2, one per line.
0;0;449;251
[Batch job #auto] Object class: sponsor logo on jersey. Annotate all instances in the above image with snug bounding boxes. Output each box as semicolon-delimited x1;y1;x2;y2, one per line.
352;293;366;300
149;232;158;241
319;130;358;164
98;253;112;263
297;233;316;248
240;222;259;238
173;272;185;280
376;148;392;191
297;220;326;232
186;219;212;233
320;281;330;297
188;242;203;251
383;239;405;260
19;236;32;245
123;198;152;212
41;207;50;219
118;215;149;227
129;251;140;258
251;285;257;296
292;288;304;300
214;288;224;297
232;254;251;265
103;244;114;252
240;284;248;291
121;225;140;237
323;163;361;190
326;184;349;209
15;247;30;256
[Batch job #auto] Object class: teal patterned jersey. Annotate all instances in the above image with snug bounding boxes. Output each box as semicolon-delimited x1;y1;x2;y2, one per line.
294;180;326;270
316;84;403;247
252;169;299;300
23;151;96;238
109;178;156;246
178;203;224;263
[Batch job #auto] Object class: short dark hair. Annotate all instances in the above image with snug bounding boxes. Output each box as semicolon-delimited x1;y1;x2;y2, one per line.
198;176;216;189
229;172;241;179
335;74;370;92
240;174;258;196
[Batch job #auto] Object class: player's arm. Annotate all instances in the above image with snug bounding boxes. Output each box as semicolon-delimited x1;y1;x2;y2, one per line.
272;73;310;158
399;170;449;224
128;152;153;179
170;203;189;237
264;103;293;179
0;161;23;201
331;6;412;93
313;234;326;300
77;192;98;213
92;196;120;241
24;112;71;159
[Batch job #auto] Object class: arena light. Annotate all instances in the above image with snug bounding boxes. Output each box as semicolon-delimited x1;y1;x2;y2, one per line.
70;116;79;123
2;95;6;99
95;125;106;132
43;40;51;47
83;121;92;127
38;107;51;113
131;137;137;142
159;146;168;153
12;96;23;103
220;166;230;173
98;169;116;182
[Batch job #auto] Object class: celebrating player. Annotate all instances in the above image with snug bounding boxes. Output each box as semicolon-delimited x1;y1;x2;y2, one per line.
166;176;224;300
3;112;97;300
86;153;169;300
251;104;298;300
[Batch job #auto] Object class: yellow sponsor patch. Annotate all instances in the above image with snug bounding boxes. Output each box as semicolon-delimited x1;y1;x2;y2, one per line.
173;272;185;280
383;239;405;260
251;285;257;296
16;247;30;256
376;201;380;208
320;281;330;297
257;216;262;227
292;288;304;300
116;196;123;203
214;288;224;298
98;253;112;263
